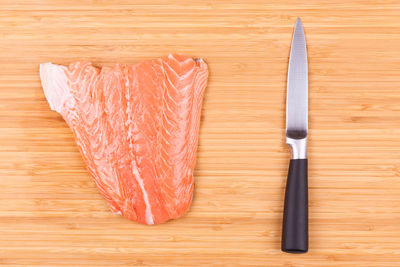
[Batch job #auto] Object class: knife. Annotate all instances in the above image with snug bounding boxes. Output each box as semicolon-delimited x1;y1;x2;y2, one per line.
281;18;309;253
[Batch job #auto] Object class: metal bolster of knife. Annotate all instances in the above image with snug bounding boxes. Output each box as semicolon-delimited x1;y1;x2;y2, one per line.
286;137;307;159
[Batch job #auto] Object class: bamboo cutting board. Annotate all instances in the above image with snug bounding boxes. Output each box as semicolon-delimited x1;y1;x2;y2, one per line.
1;1;400;266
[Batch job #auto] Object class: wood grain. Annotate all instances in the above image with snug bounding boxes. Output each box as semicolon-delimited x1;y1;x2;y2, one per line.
1;0;400;266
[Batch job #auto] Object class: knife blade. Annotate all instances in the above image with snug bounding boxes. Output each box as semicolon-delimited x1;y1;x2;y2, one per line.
286;18;308;141
281;18;309;254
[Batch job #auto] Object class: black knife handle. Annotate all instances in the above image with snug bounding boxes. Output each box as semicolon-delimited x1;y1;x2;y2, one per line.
282;159;308;253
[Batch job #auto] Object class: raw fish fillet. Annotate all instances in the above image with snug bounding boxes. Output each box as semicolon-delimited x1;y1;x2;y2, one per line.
40;54;208;224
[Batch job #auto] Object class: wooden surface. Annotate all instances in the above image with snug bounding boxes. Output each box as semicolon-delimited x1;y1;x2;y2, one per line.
1;0;400;266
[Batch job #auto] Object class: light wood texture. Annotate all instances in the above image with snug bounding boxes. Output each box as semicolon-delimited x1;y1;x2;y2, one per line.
1;1;400;266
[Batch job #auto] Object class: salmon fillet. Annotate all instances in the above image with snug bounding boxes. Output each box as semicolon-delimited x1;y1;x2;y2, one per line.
40;54;208;224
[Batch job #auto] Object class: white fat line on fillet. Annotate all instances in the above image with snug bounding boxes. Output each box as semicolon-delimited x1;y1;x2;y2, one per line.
164;62;195;80
131;160;154;225
40;63;74;113
167;54;193;67
164;73;193;95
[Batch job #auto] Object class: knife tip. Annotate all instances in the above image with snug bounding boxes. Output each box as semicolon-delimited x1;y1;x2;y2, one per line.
294;17;304;33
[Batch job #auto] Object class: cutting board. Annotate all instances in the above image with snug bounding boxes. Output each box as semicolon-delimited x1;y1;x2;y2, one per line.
1;1;400;266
